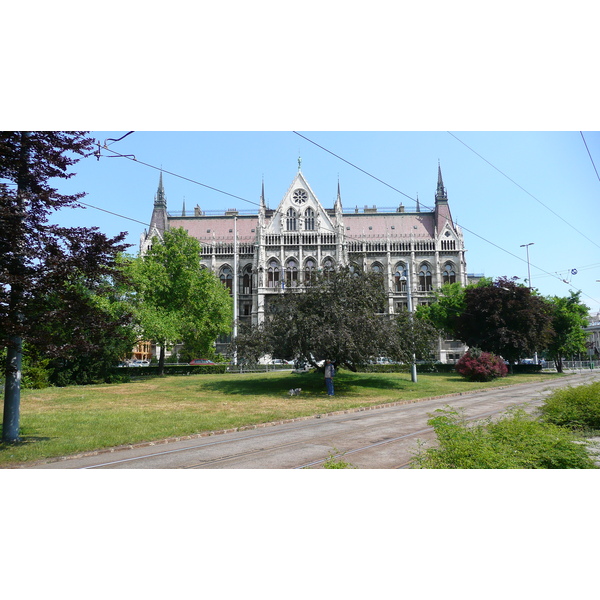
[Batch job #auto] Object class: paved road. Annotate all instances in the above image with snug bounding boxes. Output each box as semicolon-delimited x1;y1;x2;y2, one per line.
28;371;600;469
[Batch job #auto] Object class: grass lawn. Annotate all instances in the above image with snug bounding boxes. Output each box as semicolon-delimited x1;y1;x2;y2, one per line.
0;370;563;466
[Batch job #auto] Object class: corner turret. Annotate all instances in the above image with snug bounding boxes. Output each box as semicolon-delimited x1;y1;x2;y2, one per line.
434;162;454;234
140;172;169;254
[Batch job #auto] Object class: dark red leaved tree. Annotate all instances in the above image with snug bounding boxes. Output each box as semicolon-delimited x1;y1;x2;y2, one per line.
1;132;132;442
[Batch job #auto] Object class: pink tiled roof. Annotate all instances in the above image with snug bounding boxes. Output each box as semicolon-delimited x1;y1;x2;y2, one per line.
169;210;444;243
341;213;436;237
169;216;259;242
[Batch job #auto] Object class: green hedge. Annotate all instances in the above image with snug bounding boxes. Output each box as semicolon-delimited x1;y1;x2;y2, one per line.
358;363;542;375
358;363;456;374
112;364;228;377
509;364;543;374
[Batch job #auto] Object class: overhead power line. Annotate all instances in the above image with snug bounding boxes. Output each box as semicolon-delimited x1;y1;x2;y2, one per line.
293;132;599;305
580;131;600;183
87;132;598;305
76;200;151;227
447;131;600;252
99;144;261;209
292;131;415;202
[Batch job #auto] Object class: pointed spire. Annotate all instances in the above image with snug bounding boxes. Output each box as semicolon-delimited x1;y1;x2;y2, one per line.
334;177;343;216
298;156;302;172
182;197;186;217
155;171;167;208
260;177;265;205
434;162;453;232
144;172;168;249
416;193;420;212
435;160;447;202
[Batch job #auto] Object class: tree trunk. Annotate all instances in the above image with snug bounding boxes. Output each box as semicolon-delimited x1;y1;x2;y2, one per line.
158;343;166;376
2;336;22;442
2;131;29;443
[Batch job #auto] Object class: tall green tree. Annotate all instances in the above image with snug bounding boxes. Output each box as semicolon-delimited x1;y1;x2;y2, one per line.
27;253;137;386
544;292;589;373
126;228;233;374
231;267;439;372
1;131;131;442
416;279;492;336
387;309;440;365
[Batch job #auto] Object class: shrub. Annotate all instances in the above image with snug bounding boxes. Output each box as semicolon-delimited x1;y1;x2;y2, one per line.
538;381;600;431
22;361;52;389
412;407;596;469
455;349;508;382
322;448;356;469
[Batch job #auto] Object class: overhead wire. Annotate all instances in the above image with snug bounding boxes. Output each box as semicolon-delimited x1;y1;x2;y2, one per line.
292;132;415;202
580;131;600;183
76;201;151;227
447;131;600;251
294;132;600;305
87;132;598;304
100;144;262;209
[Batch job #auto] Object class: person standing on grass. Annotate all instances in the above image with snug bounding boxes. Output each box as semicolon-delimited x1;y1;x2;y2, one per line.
324;359;335;396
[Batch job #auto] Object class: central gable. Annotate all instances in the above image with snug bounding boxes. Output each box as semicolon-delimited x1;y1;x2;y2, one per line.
266;172;335;234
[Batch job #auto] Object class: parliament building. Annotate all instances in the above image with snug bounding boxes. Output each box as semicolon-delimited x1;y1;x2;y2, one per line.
140;164;476;362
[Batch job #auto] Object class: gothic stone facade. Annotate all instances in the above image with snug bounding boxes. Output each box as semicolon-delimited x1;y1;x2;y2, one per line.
141;166;470;362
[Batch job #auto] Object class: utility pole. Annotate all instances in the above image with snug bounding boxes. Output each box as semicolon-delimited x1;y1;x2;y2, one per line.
520;242;537;365
3;132;29;443
520;243;534;290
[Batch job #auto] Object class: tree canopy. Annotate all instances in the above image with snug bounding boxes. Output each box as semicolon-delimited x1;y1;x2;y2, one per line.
1;131;133;441
125;227;233;373
418;277;558;369
452;277;553;366
231;267;440;371
544;291;589;373
415;279;491;336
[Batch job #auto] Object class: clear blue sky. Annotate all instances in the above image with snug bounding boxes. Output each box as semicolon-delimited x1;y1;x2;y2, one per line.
52;131;600;312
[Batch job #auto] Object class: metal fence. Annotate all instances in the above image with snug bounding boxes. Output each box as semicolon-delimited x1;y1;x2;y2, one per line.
542;361;597;371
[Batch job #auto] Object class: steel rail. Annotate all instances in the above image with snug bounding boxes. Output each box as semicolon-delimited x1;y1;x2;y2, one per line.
293;403;541;469
78;374;599;470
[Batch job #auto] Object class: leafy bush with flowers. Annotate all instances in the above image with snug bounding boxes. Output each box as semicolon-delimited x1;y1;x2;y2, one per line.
455;348;508;382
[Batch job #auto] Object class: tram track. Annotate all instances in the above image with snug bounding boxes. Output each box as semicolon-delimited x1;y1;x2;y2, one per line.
46;371;599;469
86;395;545;469
80;392;514;469
295;400;546;469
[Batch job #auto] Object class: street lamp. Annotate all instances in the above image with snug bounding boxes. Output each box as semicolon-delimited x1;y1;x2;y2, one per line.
400;266;418;383
520;243;534;290
520;242;536;364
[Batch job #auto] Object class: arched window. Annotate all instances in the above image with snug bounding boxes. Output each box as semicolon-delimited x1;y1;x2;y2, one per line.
304;258;317;284
285;259;298;288
323;257;335;280
304;207;315;230
443;264;456;285
349;263;361;277
371;263;385;312
242;265;253;294
394;265;407;292
220;266;233;294
419;266;432;291
286;208;297;231
267;259;280;288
